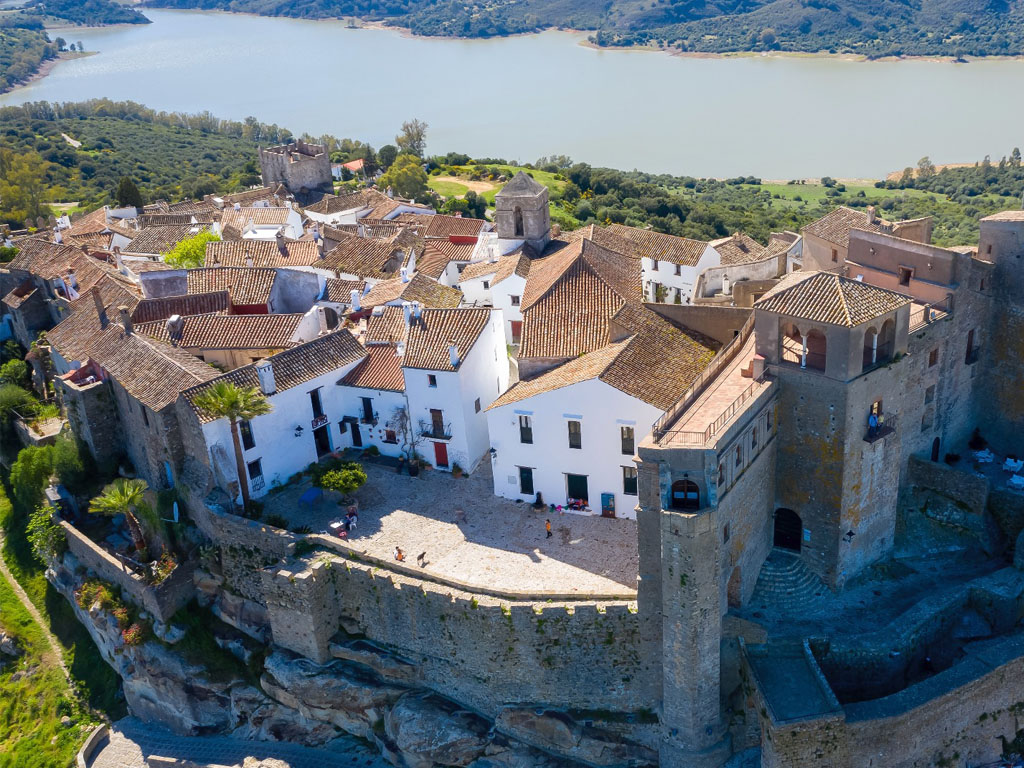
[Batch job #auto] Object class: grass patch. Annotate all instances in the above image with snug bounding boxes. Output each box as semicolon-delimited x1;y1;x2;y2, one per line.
0;481;126;717
0;569;94;768
428;178;470;197
448;164;566;205
170;600;262;686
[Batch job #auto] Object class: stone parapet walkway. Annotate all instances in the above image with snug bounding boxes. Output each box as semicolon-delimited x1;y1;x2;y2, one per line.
87;717;389;768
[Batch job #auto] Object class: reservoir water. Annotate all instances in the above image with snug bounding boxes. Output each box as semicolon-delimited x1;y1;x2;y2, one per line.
3;9;1024;178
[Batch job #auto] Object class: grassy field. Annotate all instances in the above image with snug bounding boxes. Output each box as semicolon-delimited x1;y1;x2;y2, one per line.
749;181;931;209
446;164;567;205
0;484;125;720
427;178;470;197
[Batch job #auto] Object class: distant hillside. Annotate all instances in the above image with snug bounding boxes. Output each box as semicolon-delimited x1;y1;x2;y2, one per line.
143;0;1024;55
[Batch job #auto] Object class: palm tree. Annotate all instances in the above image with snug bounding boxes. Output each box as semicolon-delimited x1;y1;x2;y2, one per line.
192;381;272;513
90;478;156;559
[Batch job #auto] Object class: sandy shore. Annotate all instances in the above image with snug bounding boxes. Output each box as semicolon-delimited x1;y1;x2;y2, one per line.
4;51;94;95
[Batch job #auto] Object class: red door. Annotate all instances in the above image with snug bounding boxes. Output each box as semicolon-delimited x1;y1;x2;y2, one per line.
433;441;449;468
510;321;522;343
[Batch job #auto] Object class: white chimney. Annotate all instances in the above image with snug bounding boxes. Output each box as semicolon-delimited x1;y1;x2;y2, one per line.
413;301;422;319
166;314;184;343
400;266;409;283
255;360;276;395
722;274;731;295
245;251;254;268
53;227;63;244
448;343;459;368
233;201;241;211
317;306;329;334
350;289;361;311
396;341;405;357
115;252;125;272
402;301;413;326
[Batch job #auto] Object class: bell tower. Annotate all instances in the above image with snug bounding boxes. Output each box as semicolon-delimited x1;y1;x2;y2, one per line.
494;171;550;253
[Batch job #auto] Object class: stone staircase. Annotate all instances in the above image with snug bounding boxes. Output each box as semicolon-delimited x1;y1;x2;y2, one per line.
750;549;827;617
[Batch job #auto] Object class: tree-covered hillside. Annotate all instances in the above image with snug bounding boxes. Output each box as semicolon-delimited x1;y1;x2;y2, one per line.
143;0;1024;56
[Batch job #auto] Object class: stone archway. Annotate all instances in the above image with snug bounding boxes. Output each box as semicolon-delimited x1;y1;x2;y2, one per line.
774;508;802;551
931;437;941;462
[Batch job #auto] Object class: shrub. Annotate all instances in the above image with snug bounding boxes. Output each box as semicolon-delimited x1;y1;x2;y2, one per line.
316;464;367;496
264;513;289;529
9;444;55;510
0;358;29;387
944;452;961;465
111;605;131;629
76;578;118;611
121;622;146;646
150;552;177;585
968;428;987;450
26;504;65;563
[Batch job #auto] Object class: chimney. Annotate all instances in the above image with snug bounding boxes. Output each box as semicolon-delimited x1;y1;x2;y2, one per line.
350;289;361;311
866;205;877;224
66;269;78;290
412;301;422;319
317;306;329;335
166;314;184;344
245;250;254;268
722;274;731;295
91;286;108;329
233;201;241;211
118;305;133;336
53;227;63;244
400;266;409;283
396;341;405;357
255;360;276;395
276;230;287;257
115;252;125;271
448;343;459;368
402;301;413;326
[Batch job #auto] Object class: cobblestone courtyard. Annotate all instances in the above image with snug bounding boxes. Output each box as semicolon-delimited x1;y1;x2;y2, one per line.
264;460;639;597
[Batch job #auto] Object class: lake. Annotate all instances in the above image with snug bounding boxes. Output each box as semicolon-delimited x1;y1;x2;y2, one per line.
4;9;1024;178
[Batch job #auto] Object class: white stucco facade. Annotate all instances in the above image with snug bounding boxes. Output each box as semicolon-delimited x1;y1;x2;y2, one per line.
486;378;662;520
641;245;719;305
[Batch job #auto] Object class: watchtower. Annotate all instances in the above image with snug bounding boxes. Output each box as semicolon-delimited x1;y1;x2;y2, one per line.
494;171;550;253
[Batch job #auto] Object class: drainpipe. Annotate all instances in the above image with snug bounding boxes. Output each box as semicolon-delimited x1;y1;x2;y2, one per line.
800;334;807;369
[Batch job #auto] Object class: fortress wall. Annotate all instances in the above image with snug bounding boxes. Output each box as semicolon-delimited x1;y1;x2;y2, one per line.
261;556;656;716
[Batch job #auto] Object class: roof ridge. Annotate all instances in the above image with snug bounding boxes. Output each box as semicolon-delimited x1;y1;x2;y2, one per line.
129;329;216;383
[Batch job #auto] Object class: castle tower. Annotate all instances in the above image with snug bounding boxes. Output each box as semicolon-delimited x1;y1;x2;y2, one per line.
494;171;550;253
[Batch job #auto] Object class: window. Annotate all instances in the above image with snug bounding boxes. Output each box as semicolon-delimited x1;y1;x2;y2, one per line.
928;348;938;367
622;466;638;496
925;385;935;405
751;426;758;450
518;466;534;495
965;329;976;364
427;374;437;388
483;281;490;290
338;420;347;434
519;414;533;444
474;398;481;413
718;463;725;486
735;446;742;467
651;260;659;272
898;266;913;286
514;207;524;237
675;264;681;276
871;399;883;417
240;419;255;450
510;295;521;306
620;426;635;455
360;396;374;422
140;402;149;427
723;523;730;543
309;387;325;418
670;480;700;510
384;429;398;444
247;458;263;480
568;420;582;450
831;248;838;263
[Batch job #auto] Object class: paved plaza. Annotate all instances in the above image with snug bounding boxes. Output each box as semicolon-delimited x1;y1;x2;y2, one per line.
263;459;639;598
87;717;388;768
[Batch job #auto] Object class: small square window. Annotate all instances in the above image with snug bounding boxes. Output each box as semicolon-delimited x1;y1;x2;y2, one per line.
622;466;638;495
568;420;582;450
247;458;263;480
427;374;437;388
735;446;742;467
620;425;635;455
384;429;398;443
831;248;838;263
651;260;659;272
675;264;681;276
483;281;490;290
474;397;481;413
928;348;938;367
898;266;913;286
510;295;521;306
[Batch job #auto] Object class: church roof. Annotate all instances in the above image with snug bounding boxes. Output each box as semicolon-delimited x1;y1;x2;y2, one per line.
496;171;546;198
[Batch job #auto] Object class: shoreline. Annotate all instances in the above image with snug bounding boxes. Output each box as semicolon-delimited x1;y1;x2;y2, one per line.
142;7;1024;63
4;51;95;95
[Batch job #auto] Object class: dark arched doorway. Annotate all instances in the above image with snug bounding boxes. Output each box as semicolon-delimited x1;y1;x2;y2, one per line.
670;480;700;510
774;508;802;551
931;437;941;462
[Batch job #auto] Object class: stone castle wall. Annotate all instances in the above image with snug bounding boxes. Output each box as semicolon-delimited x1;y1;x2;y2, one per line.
259;141;331;193
260;556;656;717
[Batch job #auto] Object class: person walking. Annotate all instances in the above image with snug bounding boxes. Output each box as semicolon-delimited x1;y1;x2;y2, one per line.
417;551;427;567
546;519;552;539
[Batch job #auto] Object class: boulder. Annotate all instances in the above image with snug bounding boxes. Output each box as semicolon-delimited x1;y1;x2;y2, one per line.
495;708;657;767
0;631;19;657
385;694;489;768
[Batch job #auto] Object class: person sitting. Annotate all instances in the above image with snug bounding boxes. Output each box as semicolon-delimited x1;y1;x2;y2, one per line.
394;547;405;562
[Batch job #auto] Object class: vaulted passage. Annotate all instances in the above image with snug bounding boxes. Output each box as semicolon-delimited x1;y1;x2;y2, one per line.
773;508;802;551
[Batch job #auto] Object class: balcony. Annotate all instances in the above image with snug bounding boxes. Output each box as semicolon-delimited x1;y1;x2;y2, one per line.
420;422;453;440
311;413;328;429
250;474;266;492
965;346;981;366
864;413;897;444
359;412;379;426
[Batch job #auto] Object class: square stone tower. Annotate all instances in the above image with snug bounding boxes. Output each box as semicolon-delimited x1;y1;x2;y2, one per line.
494;171;550;253
258;140;332;195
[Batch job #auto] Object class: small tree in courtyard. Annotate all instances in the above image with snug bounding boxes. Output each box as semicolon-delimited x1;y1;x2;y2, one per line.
315;463;367;499
89;478;157;560
191;381;272;513
163;230;221;269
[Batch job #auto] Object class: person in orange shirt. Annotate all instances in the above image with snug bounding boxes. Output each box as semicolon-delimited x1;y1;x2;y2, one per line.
545;519;552;539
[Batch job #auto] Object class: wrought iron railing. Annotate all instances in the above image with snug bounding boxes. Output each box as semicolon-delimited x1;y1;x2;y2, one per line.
420;422;453;440
909;302;950;331
250;474;266;491
660;374;771;446
652;311;755;442
864;413;897;443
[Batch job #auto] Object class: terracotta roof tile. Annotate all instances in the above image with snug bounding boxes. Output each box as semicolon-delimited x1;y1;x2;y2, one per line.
340;344;405;391
364;306;407;344
130;291;230;324
403;308;492;372
802;207;886;248
204;239;321;268
183;330;366;422
322;278;365;303
416;239;477;279
219;207;294;234
423;215;487;239
305;189;392;216
136;313;303;350
361;272;462;309
123;224;211;256
606;224;708;266
712;233;767;266
754;271;910;327
320;234;405;281
185;268;276;306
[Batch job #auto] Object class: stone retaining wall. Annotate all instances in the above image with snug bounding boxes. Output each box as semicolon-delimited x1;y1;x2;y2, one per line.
261;556;656;717
61;521;195;623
